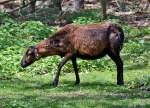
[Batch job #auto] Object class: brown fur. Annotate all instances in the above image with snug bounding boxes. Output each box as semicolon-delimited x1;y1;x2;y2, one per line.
21;22;124;87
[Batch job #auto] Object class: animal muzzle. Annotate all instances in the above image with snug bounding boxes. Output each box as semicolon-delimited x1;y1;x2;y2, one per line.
20;60;30;68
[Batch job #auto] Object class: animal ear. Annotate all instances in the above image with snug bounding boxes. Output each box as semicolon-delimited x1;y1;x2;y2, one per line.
44;39;62;49
34;48;40;59
29;46;35;49
28;46;35;55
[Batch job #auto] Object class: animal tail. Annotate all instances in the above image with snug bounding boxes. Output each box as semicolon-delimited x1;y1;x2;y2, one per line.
117;26;124;50
108;24;125;51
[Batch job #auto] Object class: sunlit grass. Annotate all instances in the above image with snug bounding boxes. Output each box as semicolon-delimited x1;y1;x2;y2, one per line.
0;65;150;108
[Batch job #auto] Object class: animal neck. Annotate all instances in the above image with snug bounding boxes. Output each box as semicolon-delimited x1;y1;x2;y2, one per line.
34;44;54;58
33;45;44;59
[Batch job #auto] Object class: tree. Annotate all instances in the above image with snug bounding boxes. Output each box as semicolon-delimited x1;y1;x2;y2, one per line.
100;0;114;20
100;0;108;20
51;0;63;11
21;0;36;13
73;0;84;11
29;0;36;13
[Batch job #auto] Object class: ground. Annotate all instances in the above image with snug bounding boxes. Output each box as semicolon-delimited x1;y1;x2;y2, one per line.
0;64;150;108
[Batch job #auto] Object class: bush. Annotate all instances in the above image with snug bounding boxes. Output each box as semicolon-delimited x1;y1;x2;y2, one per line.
0;16;59;77
128;75;150;89
70;10;102;23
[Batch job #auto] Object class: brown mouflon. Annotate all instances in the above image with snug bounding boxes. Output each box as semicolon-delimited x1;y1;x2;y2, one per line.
21;23;124;87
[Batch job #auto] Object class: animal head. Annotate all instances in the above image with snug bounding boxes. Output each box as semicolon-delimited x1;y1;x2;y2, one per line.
21;46;39;68
21;39;65;68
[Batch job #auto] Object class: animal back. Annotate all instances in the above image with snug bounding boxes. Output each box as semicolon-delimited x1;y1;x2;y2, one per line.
71;26;109;56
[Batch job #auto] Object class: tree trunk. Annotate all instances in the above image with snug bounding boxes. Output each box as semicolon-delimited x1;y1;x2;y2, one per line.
121;0;126;11
100;0;107;20
52;0;62;11
30;0;36;13
22;0;26;7
73;0;84;12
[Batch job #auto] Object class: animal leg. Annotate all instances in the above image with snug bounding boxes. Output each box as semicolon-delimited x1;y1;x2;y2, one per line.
108;53;124;85
52;54;72;87
71;57;80;85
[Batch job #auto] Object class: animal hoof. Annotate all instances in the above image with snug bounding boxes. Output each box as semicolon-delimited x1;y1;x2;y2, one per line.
74;80;80;85
51;80;58;87
117;81;124;85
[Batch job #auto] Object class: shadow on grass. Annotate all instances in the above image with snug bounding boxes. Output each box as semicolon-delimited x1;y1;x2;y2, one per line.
125;63;149;71
21;79;117;90
30;80;121;93
1;85;150;108
0;77;135;97
1;77;119;91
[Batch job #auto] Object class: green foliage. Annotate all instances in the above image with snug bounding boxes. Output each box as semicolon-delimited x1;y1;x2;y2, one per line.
123;25;141;38
122;40;150;67
71;10;101;24
73;16;97;24
123;40;145;54
19;21;59;39
140;27;150;36
71;10;122;24
123;25;150;39
0;12;13;24
0;16;59;77
128;75;150;89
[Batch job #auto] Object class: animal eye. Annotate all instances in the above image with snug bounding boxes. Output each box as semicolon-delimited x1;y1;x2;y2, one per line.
52;40;60;48
45;45;49;48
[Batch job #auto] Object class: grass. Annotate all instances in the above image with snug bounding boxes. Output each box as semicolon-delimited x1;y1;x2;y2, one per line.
0;64;150;108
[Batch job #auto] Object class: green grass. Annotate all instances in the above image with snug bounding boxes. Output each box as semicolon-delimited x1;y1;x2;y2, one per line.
0;65;150;108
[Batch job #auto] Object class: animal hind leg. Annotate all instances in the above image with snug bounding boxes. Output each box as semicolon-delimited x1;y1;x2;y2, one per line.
108;51;124;85
71;57;80;85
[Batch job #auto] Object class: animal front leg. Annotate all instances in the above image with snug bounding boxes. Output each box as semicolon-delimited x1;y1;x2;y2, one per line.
71;57;80;85
52;54;72;87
